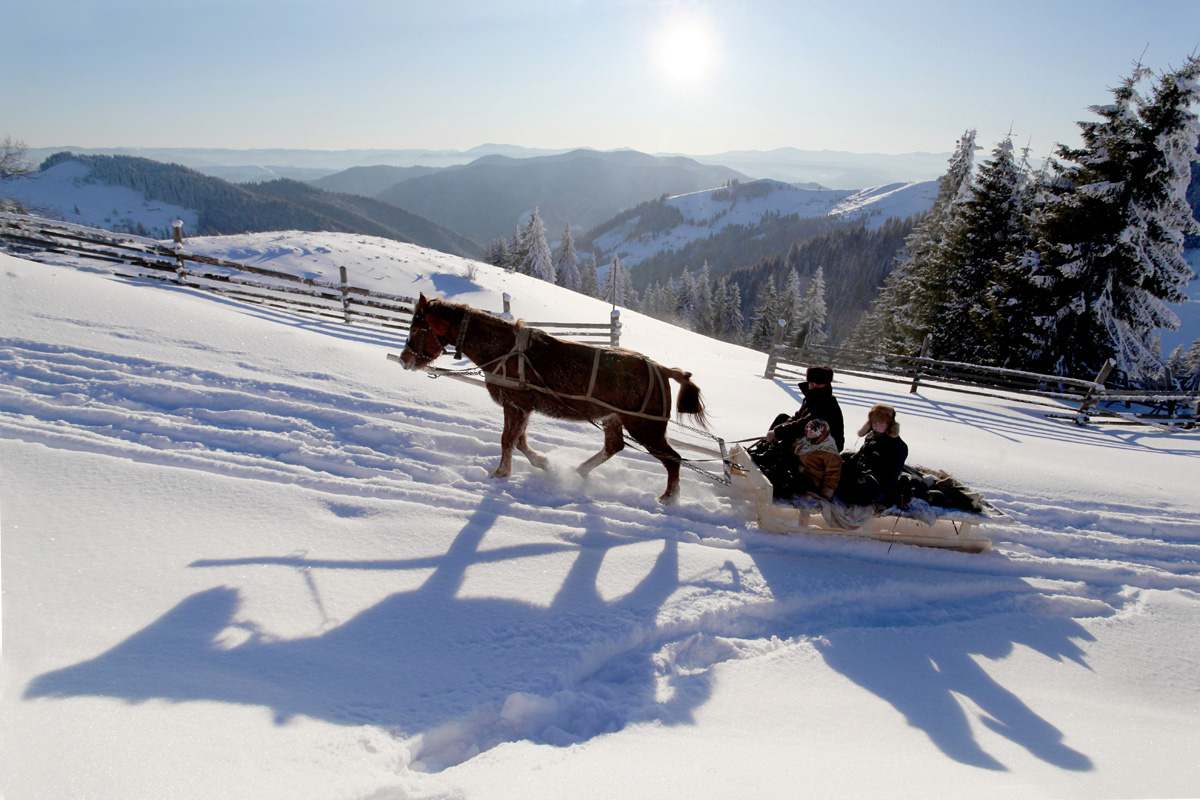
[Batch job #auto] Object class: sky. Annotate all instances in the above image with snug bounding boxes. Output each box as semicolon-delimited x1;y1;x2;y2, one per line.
4;0;1200;158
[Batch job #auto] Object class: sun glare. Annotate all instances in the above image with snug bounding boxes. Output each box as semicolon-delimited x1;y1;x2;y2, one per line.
659;25;713;82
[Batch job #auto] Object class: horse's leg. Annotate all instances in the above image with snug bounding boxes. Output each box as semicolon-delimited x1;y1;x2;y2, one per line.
577;415;624;477
492;403;529;478
515;413;549;470
626;419;683;504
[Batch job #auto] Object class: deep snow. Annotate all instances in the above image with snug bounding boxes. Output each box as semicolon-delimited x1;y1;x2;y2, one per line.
2;231;1199;799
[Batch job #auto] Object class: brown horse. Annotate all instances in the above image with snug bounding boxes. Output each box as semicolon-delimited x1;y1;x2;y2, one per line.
399;294;708;503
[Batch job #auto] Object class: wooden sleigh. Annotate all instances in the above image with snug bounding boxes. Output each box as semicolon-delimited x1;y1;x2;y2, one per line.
727;444;1010;553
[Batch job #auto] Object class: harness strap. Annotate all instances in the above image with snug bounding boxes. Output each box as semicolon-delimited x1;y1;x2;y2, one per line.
453;311;470;359
587;349;602;397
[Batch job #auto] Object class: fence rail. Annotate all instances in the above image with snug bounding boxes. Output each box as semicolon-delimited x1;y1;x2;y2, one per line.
1;212;622;347
765;326;1198;430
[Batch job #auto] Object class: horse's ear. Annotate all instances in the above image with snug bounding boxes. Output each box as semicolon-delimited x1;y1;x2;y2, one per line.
415;293;428;312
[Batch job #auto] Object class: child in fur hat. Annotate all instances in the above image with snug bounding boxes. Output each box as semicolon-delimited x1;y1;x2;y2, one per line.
836;404;908;507
791;418;841;499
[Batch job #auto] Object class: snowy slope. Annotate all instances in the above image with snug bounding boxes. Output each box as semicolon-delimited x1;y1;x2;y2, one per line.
2;160;199;237
2;232;1199;800
592;179;936;267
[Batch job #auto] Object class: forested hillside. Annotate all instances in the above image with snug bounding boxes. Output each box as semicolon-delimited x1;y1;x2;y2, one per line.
30;153;480;258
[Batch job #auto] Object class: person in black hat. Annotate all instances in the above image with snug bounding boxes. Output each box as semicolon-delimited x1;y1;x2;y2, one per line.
747;366;845;495
766;366;845;452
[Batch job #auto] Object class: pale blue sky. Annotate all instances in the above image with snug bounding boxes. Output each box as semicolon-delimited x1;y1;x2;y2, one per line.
5;0;1198;157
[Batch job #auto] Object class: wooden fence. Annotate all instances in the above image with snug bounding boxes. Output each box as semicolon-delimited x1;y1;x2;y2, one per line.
765;324;1199;430
0;212;622;346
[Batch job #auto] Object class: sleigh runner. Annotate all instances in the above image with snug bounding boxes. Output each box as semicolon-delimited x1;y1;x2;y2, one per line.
727;444;1009;552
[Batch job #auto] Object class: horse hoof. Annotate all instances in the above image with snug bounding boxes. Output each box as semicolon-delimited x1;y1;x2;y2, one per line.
658;492;679;505
491;467;511;478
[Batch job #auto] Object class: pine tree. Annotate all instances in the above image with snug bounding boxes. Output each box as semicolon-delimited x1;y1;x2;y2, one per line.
710;276;729;339
852;130;978;354
693;261;714;334
485;236;510;268
601;255;638;308
722;280;746;345
675;267;697;328
1034;57;1200;378
796;265;829;347
930;137;1033;363
507;223;527;273
779;267;804;345
555;223;581;290
749;279;781;351
579;253;601;298
518;207;555;282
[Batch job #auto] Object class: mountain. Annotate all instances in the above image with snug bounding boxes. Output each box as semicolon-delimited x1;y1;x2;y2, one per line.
580;178;937;279
0;153;480;258
372;149;750;245
309;165;441;197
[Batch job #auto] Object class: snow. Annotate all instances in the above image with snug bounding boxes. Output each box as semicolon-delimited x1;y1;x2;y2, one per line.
594;179;937;267
3;230;1200;799
1;160;199;237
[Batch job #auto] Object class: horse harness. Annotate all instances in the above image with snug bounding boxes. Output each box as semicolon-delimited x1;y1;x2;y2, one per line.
409;308;672;422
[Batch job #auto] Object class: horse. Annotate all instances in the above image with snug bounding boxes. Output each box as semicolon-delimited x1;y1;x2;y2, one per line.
398;293;708;503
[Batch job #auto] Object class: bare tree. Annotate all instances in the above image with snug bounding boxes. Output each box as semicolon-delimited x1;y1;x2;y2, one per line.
1;136;32;179
1;136;33;212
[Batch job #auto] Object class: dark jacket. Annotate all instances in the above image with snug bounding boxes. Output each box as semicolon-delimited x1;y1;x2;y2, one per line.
837;431;908;506
770;382;845;452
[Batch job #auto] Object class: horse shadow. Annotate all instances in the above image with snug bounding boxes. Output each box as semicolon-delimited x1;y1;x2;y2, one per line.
22;491;708;772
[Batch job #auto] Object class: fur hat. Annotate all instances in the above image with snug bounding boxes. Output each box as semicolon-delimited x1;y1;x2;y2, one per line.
857;404;900;437
805;366;834;384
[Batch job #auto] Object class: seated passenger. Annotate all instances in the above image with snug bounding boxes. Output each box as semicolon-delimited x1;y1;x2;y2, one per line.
791;418;842;499
837;404;908;507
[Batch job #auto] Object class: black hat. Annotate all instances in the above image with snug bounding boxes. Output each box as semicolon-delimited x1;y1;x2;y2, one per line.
805;366;834;384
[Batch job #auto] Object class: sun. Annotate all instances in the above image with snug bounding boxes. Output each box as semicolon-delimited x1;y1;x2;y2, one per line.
659;25;713;82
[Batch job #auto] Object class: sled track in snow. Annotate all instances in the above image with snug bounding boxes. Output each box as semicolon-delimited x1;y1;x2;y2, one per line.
3;335;1198;594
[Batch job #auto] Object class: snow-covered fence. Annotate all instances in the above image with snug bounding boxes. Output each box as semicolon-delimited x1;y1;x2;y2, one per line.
501;293;621;347
0;213;622;348
766;338;1199;430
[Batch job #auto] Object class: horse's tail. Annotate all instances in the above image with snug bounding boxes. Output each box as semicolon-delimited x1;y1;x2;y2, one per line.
665;368;708;430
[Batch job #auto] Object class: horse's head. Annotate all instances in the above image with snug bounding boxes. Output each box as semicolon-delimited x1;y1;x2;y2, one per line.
400;293;453;370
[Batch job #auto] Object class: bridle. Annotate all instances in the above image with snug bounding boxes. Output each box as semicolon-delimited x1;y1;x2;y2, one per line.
402;306;471;365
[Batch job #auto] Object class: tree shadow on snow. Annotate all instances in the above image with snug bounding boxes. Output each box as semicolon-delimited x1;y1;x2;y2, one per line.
22;489;708;772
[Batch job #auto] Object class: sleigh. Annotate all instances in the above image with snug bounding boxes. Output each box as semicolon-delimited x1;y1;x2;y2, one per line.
726;444;1009;552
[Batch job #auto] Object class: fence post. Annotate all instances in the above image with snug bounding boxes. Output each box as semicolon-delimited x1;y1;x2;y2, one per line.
339;266;351;323
1077;358;1116;418
909;333;933;394
171;219;186;283
764;318;788;379
501;293;512;319
610;309;621;347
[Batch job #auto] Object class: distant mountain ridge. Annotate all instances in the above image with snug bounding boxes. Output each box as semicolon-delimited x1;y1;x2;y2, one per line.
1;153;480;258
21;144;953;190
372;149;749;245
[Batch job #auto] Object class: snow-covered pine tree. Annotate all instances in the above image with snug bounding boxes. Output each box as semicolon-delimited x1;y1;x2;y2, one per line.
507;223;527;273
748;279;780;351
930;136;1033;363
693;262;714;334
579;253;601;298
675;267;697;328
796;265;829;347
517;208;555;282
710;276;729;340
485;236;510;268
1034;57;1200;378
778;268;804;344
857;130;978;354
722;280;746;345
555;223;581;290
